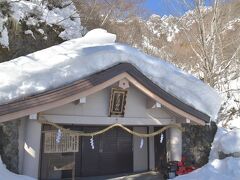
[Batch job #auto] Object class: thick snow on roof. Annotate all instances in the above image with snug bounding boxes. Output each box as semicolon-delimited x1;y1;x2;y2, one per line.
0;29;221;120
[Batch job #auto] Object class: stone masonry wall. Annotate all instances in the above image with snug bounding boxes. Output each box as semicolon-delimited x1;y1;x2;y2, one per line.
182;122;217;167
0;119;19;173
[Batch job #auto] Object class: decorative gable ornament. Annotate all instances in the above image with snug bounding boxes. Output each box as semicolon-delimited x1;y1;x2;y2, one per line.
109;88;127;117
118;79;129;89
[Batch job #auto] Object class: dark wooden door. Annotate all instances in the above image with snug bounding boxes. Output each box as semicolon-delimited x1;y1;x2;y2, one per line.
154;127;167;172
81;127;133;176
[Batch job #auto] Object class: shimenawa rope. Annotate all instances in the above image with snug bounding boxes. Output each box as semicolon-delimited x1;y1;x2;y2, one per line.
38;117;182;137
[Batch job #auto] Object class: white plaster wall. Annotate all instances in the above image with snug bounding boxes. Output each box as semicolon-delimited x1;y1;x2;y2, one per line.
44;88;110;117
22;119;42;178
133;127;148;172
43;85;173;126
169;127;182;161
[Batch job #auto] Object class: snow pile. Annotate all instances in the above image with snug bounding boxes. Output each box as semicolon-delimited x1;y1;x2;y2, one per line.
209;127;229;160
174;157;240;180
209;126;240;160
78;28;116;44
0;157;35;180
0;28;220;120
0;0;84;47
219;129;240;154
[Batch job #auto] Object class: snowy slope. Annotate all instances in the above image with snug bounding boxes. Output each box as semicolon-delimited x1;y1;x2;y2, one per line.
147;14;180;42
0;157;35;180
0;29;221;120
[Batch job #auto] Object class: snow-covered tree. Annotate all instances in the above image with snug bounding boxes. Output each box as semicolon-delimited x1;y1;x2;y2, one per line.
0;0;85;62
175;0;240;124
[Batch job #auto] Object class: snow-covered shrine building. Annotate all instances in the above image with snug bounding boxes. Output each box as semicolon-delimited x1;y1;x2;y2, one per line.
0;29;220;179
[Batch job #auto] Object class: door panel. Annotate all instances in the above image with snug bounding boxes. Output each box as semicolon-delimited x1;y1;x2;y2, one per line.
81;126;133;176
81;127;101;176
154;127;167;171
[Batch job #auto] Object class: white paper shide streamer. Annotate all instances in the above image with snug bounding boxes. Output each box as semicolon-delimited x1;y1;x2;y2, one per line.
140;138;144;149
56;129;62;144
90;136;95;149
160;133;164;143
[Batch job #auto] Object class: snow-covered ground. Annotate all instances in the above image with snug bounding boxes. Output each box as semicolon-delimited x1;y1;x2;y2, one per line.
173;157;240;180
0;157;35;180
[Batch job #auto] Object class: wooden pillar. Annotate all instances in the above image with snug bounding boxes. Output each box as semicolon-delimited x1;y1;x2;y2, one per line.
22;119;42;178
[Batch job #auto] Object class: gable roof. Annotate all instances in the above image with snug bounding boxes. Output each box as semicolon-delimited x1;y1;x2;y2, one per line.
0;29;221;121
0;63;209;124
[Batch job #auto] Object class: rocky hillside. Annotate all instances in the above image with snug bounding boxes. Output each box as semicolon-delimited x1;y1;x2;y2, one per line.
106;2;239;70
0;0;85;62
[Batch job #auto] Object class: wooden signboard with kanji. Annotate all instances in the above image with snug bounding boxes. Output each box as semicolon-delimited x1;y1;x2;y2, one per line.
44;131;79;153
109;88;127;117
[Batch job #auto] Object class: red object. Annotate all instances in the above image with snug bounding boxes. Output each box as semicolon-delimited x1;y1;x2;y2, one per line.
176;157;197;175
177;161;184;167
